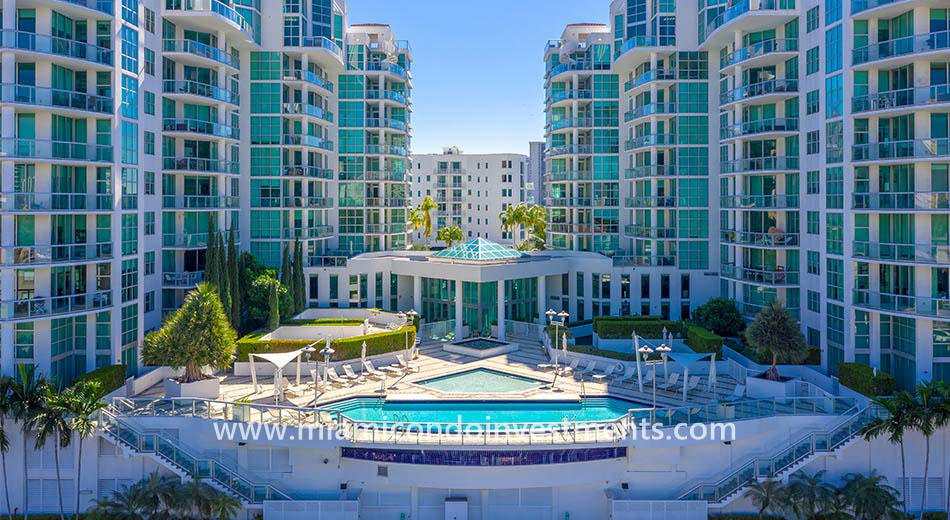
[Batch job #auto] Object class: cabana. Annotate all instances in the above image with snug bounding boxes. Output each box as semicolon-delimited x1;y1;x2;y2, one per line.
248;349;308;401
666;351;715;401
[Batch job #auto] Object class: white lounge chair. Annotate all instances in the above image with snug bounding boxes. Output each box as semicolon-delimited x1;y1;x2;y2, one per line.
363;360;388;378
658;372;680;391
280;377;307;398
725;384;746;401
574;361;597;378
394;354;418;372
325;367;353;385
641;368;655;386
559;359;580;375
310;368;340;389
342;364;366;381
595;363;620;378
612;365;636;384
684;376;701;393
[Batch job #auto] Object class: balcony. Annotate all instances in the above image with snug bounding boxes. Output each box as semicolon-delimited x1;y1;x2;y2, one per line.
364;170;407;182
163;157;239;175
434;195;463;203
366;90;409;104
287;37;344;65
435;180;462;189
0;30;113;67
613;255;677;267
1;84;112;114
544;197;593;207
853;31;950;67
721;39;798;70
548;117;592;131
852;139;950;162
625;196;676;208
280;196;333;209
738;301;800;320
852;84;950;114
163;232;209;248
700;0;798;45
365;61;410;81
163;80;238;106
546;89;592;104
365;144;408;156
436;208;463;217
550;223;617;234
162;195;239;210
720;118;798;140
283;135;334;152
163;39;238;70
0;243;112;267
853;242;950;266
364;197;407;208
365;117;408;132
0;291;112;321
721;229;799;247
163;271;204;288
625;134;677;151
853;290;950;320
624;69;677;93
852;191;949;211
720;194;799;209
433;168;464;174
283;69;334;93
364;223;408;234
282;226;333;239
163;118;238;140
0;138;112;163
624;225;676;239
547;171;593;182
720;78;798;106
162;0;255;42
48;0;114;16
721;156;799;175
546;61;593;79
545;144;593;157
624;103;679;123
283;166;333;179
624;165;677;179
1;192;112;212
283;103;334;124
721;263;799;287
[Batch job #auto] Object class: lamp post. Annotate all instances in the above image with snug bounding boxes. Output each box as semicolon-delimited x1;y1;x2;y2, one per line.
657;343;671;380
638;345;656;410
545;309;569;369
405;309;419;360
303;343;317;405
319;339;334;400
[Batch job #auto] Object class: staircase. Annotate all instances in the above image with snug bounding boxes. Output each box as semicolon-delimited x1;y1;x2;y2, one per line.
677;405;877;506
98;408;293;504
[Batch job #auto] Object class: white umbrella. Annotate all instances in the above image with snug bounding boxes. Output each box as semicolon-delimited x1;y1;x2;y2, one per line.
360;341;368;375
662;326;668;339
708;352;718;392
633;332;643;392
562;332;568;355
362;318;369;336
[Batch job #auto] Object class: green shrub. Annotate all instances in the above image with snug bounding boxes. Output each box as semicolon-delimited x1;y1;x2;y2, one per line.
686;326;722;357
236;327;416;362
709;515;784;520
281;318;367;326
545;325;574;343
922;513;948;520
805;345;821;365
691;297;745;337
838;362;896;397
593;316;683;339
73;364;127;394
566;345;638;362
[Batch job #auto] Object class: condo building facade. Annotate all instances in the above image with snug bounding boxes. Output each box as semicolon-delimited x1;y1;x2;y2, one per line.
410;147;527;245
527;140;545;204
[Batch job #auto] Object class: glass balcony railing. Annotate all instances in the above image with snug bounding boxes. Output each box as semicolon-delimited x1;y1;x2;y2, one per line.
624;69;677;92
853;31;950;66
162;39;237;69
364;144;407;156
853;241;950;265
365;117;408;131
0;138;112;162
543;197;593;207
547;171;593;182
163;157;239;175
721;156;799;174
0;243;112;266
365;197;408;207
283;68;334;93
852;191;950;210
550;223;618;234
852;0;908;13
162;271;204;287
0;291;112;321
720;118;799;139
55;0;114;14
1;192;113;212
738;300;800;319
364;170;407;182
283;135;334;151
852;139;950;162
279;196;333;209
162;195;239;210
365;61;409;81
163;0;254;39
1;84;113;113
721;229;799;247
163;118;237;139
625;134;677;151
435;195;464;203
721;263;799;286
163;232;209;248
720;194;799;209
620;36;670;55
624;165;677;179
366;89;408;104
624;225;676;239
700;0;797;43
613;255;677;267
624;103;679;122
547;89;592;104
435;180;462;189
283;166;333;179
294;36;343;62
364;223;407;234
546;61;596;79
283;103;334;123
853;290;950;319
282;226;333;239
0;30;113;66
548;117;592;131
163;80;238;105
852;84;950;114
545;144;593;157
625;196;676;208
720;78;798;105
721;39;798;69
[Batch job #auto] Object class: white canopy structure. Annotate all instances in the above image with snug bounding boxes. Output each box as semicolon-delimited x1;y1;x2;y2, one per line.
666;351;714;401
248;349;307;400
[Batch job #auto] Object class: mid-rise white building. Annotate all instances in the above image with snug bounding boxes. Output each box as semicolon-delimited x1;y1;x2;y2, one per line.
527;140;546;204
410;147;527;245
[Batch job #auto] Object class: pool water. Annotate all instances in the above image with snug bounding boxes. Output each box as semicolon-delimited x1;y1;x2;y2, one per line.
452;338;510;350
416;368;545;393
325;397;636;425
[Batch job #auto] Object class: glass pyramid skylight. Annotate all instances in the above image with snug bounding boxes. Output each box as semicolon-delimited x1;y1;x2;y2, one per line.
432;238;526;262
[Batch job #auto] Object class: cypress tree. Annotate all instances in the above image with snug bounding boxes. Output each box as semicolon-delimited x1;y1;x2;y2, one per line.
205;217;218;289
293;239;305;313
280;243;294;314
266;279;280;331
228;226;241;329
217;231;231;318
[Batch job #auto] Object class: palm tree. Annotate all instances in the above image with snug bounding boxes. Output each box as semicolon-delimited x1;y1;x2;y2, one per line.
908;381;941;519
840;471;903;520
10;364;48;520
61;380;106;519
206;488;241;520
35;387;72;520
436;225;464;248
95;482;148;520
861;391;917;516
418;196;437;245
784;470;835;520
178;478;212;517
408;207;426;239
524;204;548;249
136;472;178;518
0;376;14;520
933;381;950;515
746;479;783;519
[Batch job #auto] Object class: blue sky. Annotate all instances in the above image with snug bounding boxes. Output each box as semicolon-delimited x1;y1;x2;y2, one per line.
346;0;608;156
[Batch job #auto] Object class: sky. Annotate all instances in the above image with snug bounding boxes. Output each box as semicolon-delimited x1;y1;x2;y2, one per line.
346;0;609;156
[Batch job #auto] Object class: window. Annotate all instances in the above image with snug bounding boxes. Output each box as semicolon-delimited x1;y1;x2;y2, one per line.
144;131;154;155
144;48;154;76
144;7;155;33
806;131;820;154
806;170;820;194
825;74;843;119
826;167;843;208
145;291;154;313
806;90;820;115
144;91;155;115
807;290;820;312
806;6;820;32
806;47;819;75
144;171;154;195
144;212;154;235
807;211;820;234
825;26;842;73
121;75;137;119
826;258;844;301
144;251;154;275
121;0;138;25
826;0;841;25
120;26;138;73
807;251;820;274
826;213;844;255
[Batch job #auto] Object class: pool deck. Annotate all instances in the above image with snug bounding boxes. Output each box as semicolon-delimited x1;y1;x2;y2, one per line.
135;338;741;410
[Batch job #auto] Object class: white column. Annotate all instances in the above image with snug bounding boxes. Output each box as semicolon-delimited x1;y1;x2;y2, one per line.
536;275;546;325
455;279;464;340
413;276;422;315
497;280;506;341
366;272;377;309
382;273;393;311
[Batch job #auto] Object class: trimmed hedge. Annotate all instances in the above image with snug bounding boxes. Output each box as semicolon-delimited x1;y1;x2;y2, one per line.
593;316;684;339
280;318;367;326
545;325;574;343
236;327;416;363
923;513;949;520
709;516;784;520
565;345;638;362
73;364;127;394
838;362;897;397
686;326;722;357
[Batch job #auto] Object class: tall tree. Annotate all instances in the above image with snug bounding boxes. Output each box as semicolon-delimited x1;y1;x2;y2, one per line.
861;390;917;516
293;239;305;313
418;196;437;245
204;217;218;289
744;300;808;380
267;279;281;331
142;283;237;382
216;231;231;319
35;388;71;520
0;377;12;520
910;381;941;520
10;364;48;520
61;380;106;520
746;479;783;520
227;227;241;329
436;225;464;248
280;243;294;315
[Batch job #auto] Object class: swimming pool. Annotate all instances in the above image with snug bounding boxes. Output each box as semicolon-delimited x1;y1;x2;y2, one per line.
324;397;636;425
415;368;545;393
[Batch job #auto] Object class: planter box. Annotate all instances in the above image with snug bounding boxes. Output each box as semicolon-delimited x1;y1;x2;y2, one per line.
745;374;796;398
164;377;220;399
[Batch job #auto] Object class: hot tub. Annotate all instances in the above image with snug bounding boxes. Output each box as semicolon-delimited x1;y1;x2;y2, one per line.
443;337;518;358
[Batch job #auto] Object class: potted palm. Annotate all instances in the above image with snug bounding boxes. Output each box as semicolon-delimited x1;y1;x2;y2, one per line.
144;283;237;399
744;300;808;397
